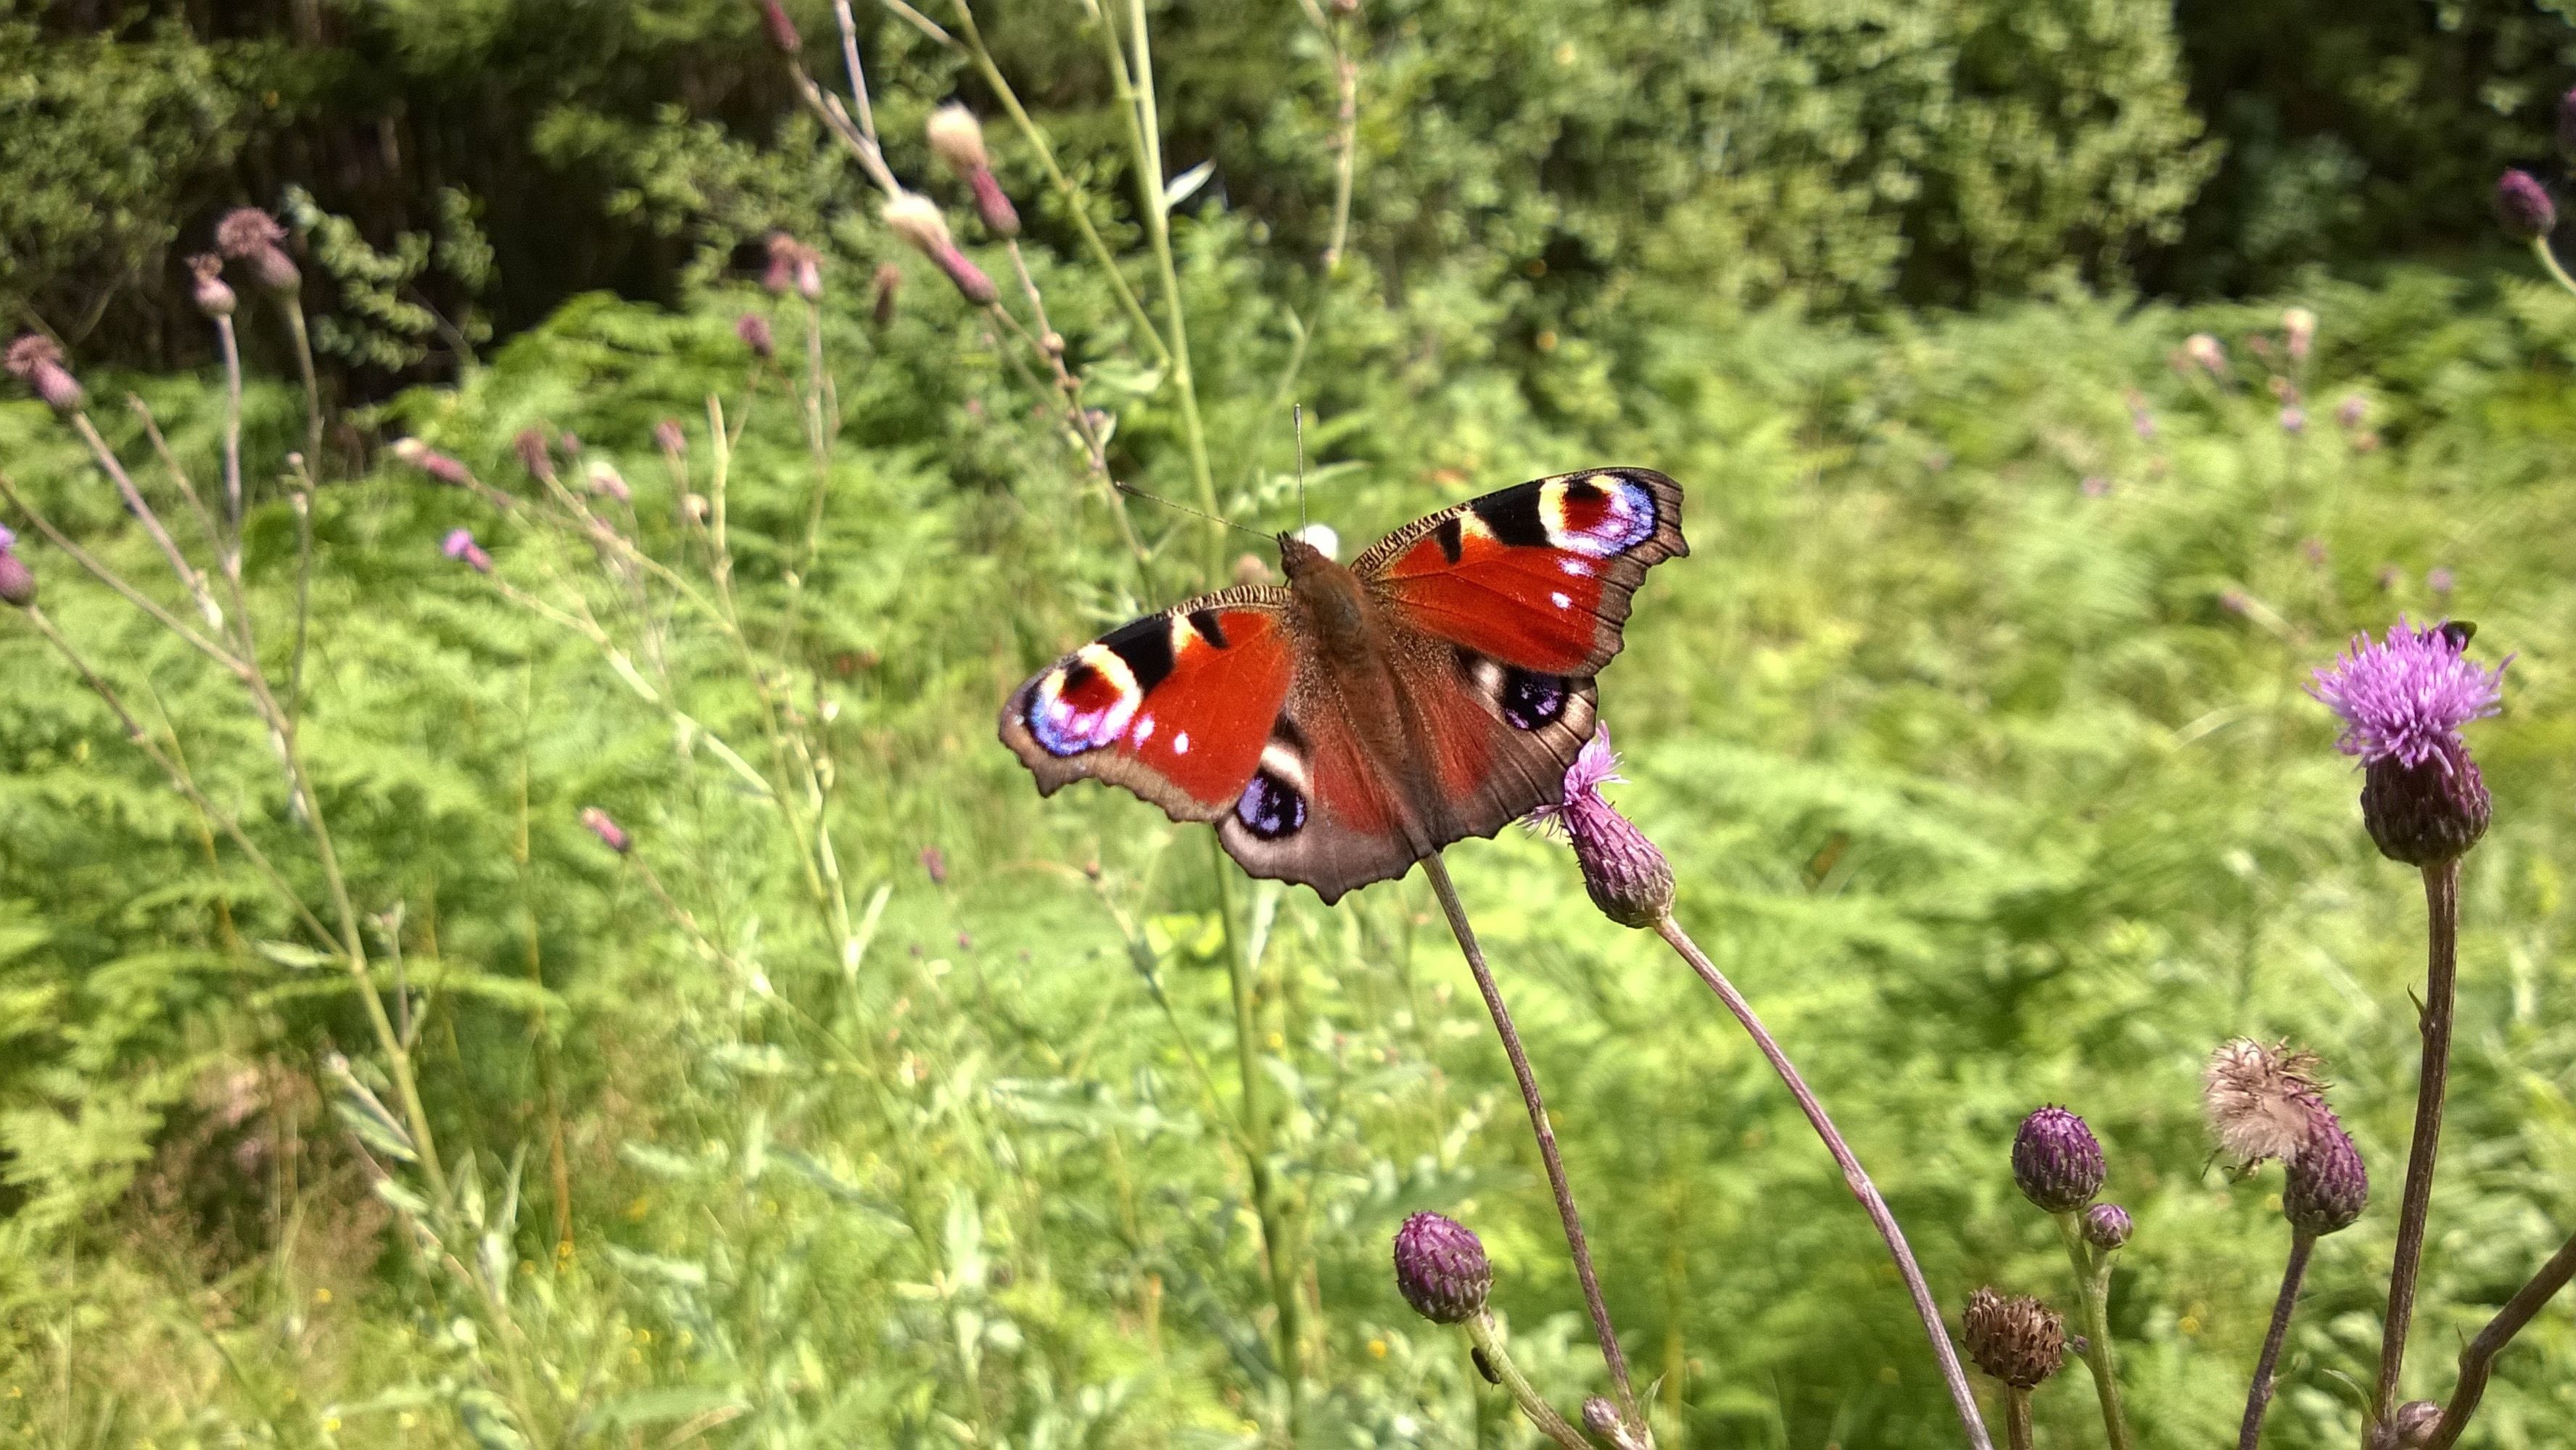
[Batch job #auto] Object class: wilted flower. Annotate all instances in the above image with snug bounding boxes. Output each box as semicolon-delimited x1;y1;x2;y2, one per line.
883;192;999;305
2184;332;2228;377
391;437;472;486
2308;617;2507;865
2283;307;2317;362
870;261;902;327
764;233;824;301
759;0;800;52
736;313;775;359
579;806;630;855
215;208;300;294
2203;1038;2327;1167
441;527;492;574
2012;1106;2105;1213
0;524;34;608
1962;1288;2065;1390
4;335;83;415
928;104;1021;237
1528;727;1674;928
2083;1202;2133;1251
2497;170;2556;242
1391;1211;1490;1324
2282;1109;2369;1236
187;253;236;318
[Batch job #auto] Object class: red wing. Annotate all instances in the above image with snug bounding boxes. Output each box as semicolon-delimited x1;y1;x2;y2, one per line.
999;588;1294;823
1357;468;1686;675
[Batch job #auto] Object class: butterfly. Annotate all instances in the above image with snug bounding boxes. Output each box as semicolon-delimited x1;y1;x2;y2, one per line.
1000;468;1686;903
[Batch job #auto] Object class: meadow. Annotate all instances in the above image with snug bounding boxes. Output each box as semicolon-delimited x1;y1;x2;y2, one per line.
7;4;2576;1449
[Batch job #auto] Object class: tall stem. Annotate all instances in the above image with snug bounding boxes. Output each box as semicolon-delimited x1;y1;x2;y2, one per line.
1419;853;1642;1430
2426;1229;2576;1448
2374;858;2461;1427
2004;1388;2034;1450
1655;915;1993;1450
216;315;245;538
1210;843;1305;1437
281;299;324;473
2240;1232;2315;1449
2054;1211;2134;1450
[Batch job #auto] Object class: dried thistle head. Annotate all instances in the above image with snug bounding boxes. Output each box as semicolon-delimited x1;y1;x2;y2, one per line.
2203;1037;2327;1167
4;334;83;414
927;104;991;175
1962;1288;2065;1390
883;191;957;254
215;208;300;294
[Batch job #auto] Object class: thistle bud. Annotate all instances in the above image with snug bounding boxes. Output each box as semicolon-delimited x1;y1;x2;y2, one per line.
2082;1202;2132;1251
4;335;83;415
1582;1399;1649;1450
215;208;300;295
764;233;824;300
391;437;473;487
187;253;236;318
736;313;775;359
2011;1106;2105;1213
1528;727;1674;927
0;526;35;608
1390;1211;1490;1325
442;527;493;574
2282;1109;2369;1236
1962;1288;2065;1390
928;104;1020;236
579;806;631;855
2384;1401;2443;1449
870;262;902;327
759;0;801;53
883;192;999;305
2496;169;2556;243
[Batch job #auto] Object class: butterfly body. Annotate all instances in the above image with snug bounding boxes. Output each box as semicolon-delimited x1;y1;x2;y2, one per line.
1002;468;1686;903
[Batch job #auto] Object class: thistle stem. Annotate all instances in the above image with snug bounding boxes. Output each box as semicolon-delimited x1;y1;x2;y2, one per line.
2374;858;2462;1428
1656;914;1994;1450
1464;1312;1589;1450
1212;840;1306;1437
2424;1229;2576;1449
2240;1231;2315;1449
2005;1387;2034;1450
2531;234;2576;300
1420;852;1643;1433
2055;1211;2134;1450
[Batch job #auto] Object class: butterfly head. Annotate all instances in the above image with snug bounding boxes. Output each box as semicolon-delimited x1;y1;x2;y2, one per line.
1276;529;1333;579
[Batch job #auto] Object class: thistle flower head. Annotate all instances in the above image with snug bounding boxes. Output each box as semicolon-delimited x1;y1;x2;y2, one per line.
1391;1211;1490;1324
1528;727;1674;928
187;253;236;318
928;104;991;175
1962;1288;2065;1390
2498;170;2556;242
2184;332;2228;376
2082;1202;2133;1251
585;458;629;502
2282;1108;2369;1236
514;426;555;480
4;334;83;414
0;525;33;608
883;192;955;254
441;527;492;574
736;313;775;359
579;806;630;855
215;208;300;294
2203;1037;2327;1167
759;0;801;52
764;233;823;300
391;437;472;486
2011;1106;2105;1213
2308;617;2506;863
653;418;687;457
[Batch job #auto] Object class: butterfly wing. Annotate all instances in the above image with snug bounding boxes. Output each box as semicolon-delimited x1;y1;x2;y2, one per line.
999;587;1296;825
1355;466;1687;676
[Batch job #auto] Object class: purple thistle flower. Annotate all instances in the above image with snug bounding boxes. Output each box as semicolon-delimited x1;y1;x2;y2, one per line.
391;437;472;486
2308;618;2507;864
1528;726;1674;927
2282;1109;2369;1236
215;208;301;294
0;524;33;608
442;527;492;574
5;335;84;414
579;806;631;855
1391;1211;1490;1324
737;313;775;359
2012;1106;2105;1213
2498;169;2557;242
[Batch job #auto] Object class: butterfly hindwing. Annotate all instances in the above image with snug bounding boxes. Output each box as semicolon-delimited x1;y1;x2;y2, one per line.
1357;467;1685;675
999;587;1295;824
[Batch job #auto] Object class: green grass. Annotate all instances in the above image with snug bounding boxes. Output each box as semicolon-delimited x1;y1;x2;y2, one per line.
7;249;2576;1450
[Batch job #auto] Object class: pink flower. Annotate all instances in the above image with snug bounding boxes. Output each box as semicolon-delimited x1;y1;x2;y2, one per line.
441;527;492;574
1527;726;1672;927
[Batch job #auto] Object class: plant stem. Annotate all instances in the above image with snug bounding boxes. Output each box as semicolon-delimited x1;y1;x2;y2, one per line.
216;314;244;536
2374;858;2462;1427
2531;235;2576;299
1655;914;1994;1450
2240;1231;2315;1449
281;299;325;473
1419;852;1643;1431
1464;1312;1590;1450
1210;840;1305;1438
2054;1210;2134;1450
2005;1387;2034;1450
2425;1229;2576;1448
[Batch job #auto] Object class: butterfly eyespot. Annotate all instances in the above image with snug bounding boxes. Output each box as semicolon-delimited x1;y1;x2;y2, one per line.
1235;769;1307;840
1028;645;1142;756
1542;474;1658;558
1499;669;1573;731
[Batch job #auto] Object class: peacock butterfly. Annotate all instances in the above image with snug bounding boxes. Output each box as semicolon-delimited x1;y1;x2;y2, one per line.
1000;468;1686;903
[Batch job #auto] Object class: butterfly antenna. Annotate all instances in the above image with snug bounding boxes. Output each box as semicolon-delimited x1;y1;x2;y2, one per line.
1110;480;1272;542
1294;403;1309;533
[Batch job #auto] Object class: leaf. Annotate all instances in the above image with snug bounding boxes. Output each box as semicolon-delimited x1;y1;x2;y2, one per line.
255;939;339;971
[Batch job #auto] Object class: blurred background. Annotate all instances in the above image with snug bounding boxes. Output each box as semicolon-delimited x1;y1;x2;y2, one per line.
4;1;2576;1446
